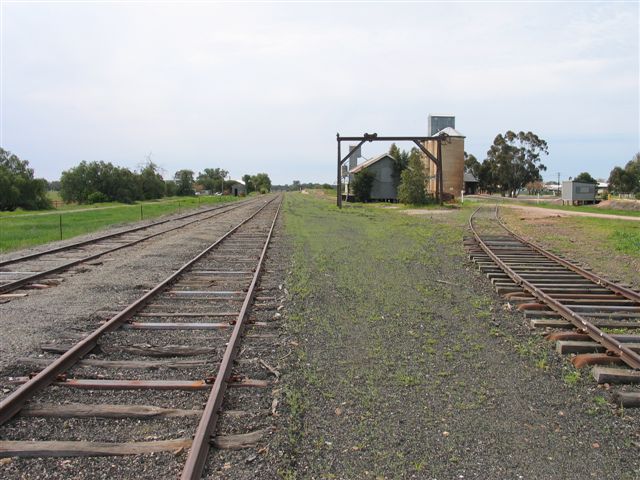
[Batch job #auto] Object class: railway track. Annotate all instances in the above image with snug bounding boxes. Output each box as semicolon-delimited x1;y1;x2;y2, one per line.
0;197;261;298
466;206;640;408
0;194;284;479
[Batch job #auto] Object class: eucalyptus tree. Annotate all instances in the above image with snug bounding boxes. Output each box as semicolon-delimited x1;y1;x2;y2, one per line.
484;131;548;197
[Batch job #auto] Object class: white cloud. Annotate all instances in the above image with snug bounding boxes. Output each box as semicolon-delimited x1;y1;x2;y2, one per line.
1;2;637;184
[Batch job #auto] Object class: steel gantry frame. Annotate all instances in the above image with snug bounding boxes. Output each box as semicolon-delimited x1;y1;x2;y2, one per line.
336;133;445;207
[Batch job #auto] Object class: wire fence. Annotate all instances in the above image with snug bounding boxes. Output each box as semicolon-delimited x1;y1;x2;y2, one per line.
0;196;232;253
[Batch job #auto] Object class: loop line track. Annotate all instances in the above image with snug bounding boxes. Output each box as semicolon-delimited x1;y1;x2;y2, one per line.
469;206;640;370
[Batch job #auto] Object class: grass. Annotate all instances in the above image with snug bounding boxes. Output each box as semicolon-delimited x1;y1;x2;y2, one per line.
282;193;563;476
470;196;640;218
0;195;239;252
499;208;640;290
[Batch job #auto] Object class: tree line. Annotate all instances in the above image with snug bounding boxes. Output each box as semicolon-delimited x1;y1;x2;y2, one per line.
607;153;640;196
0;148;51;211
60;163;272;203
0;148;272;211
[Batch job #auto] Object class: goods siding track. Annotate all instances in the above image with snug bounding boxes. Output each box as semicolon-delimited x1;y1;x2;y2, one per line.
0;194;284;479
0;197;261;298
466;206;640;407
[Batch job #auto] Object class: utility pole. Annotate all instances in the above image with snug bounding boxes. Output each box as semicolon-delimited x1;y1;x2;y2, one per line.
557;172;561;196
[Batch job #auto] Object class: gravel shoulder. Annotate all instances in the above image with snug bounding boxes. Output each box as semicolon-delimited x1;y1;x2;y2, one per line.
274;194;639;479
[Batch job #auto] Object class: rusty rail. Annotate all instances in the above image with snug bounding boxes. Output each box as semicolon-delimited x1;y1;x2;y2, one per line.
495;214;640;304
0;198;259;295
0;196;278;426
181;195;283;479
468;206;640;370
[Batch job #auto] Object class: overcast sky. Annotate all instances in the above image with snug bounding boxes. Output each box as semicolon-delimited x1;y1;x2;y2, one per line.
1;1;638;184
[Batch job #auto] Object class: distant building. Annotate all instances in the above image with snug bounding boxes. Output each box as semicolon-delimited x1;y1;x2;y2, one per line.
230;180;246;196
428;114;455;136
422;127;465;200
464;172;479;194
562;180;596;205
348;153;397;201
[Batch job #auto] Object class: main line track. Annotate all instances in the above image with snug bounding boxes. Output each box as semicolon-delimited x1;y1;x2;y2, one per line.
467;206;640;407
0;197;261;297
0;194;284;479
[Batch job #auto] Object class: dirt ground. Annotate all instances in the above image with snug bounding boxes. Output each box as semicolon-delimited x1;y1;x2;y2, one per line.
597;199;640;211
503;204;640;222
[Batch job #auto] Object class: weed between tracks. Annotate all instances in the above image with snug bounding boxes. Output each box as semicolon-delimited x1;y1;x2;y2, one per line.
276;194;640;479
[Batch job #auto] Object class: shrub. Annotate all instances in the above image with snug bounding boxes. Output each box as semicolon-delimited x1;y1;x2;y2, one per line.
352;171;375;202
398;155;428;205
87;192;110;204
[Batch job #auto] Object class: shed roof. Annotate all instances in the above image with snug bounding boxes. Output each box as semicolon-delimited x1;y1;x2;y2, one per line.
434;127;465;138
464;172;478;183
349;153;394;174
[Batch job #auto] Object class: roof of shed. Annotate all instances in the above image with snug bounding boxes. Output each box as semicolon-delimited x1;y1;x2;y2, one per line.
434;127;465;138
464;172;478;183
350;153;394;174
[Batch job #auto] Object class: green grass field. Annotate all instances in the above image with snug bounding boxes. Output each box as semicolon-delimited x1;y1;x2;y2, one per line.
0;195;239;253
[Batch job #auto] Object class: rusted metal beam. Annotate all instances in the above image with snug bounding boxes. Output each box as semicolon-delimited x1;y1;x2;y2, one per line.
181;196;283;480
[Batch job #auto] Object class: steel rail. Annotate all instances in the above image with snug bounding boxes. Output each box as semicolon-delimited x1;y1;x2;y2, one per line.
0;198;260;295
181;195;283;480
0;197;254;268
0;197;277;426
469;207;640;370
494;212;640;304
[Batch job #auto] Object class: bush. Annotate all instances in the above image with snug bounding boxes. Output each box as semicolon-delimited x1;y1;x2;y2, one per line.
87;192;110;204
352;171;375;202
0;148;52;211
398;156;428;205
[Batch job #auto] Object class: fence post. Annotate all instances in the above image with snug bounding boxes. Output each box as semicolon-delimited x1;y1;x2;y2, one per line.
59;214;63;241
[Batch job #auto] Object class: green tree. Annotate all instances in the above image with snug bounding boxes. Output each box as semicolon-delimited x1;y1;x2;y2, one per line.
0;148;51;211
139;161;166;199
242;174;254;194
398;155;428;205
388;143;410;188
351;170;375;202
608;153;640;194
251;173;272;193
197;168;228;193
464;151;481;178
165;180;177;196
60;161;142;204
573;172;598;184
174;169;195;196
484;131;548;197
609;153;640;193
